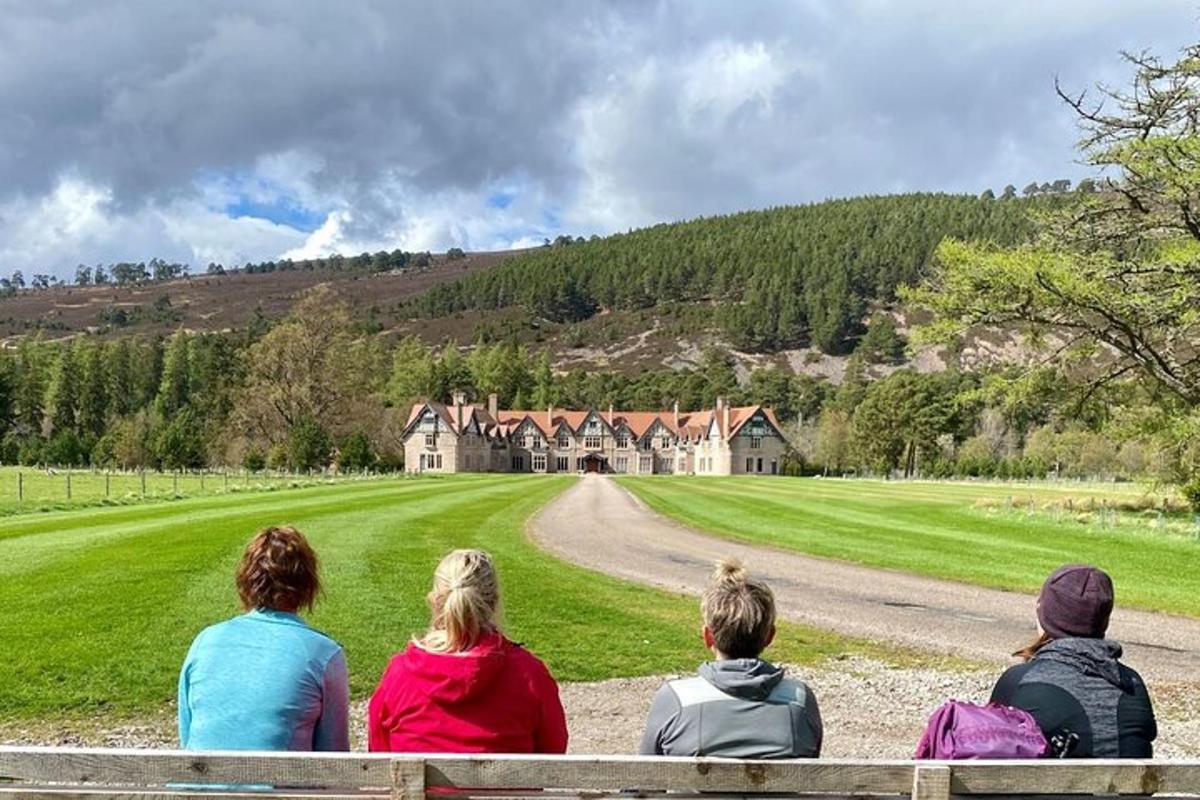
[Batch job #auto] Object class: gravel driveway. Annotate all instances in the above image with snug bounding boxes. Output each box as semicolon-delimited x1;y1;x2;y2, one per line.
528;475;1200;685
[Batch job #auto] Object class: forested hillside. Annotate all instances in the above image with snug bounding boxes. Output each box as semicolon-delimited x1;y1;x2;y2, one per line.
412;193;1044;353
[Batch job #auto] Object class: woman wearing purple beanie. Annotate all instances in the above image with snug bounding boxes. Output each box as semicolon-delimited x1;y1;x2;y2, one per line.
990;565;1156;758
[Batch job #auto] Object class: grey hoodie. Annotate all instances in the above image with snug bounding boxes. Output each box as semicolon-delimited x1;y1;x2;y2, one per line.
638;659;822;758
991;638;1156;758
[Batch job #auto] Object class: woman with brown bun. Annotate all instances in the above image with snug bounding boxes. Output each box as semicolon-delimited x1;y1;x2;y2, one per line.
178;526;349;751
990;564;1156;758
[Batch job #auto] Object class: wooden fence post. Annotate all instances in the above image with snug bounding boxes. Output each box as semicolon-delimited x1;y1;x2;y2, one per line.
912;765;951;800
391;758;425;800
105;471;110;497
66;471;71;501
17;471;22;502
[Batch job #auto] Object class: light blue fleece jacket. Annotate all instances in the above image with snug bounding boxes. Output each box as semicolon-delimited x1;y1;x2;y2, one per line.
178;609;349;751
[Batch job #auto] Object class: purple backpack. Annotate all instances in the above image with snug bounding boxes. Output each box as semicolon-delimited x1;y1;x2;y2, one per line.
915;700;1048;760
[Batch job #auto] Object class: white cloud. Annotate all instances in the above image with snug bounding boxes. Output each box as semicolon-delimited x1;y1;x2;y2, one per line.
0;177;306;272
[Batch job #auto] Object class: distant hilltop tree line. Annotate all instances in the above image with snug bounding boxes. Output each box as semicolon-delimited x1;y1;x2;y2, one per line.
977;177;1101;200
0;248;448;298
407;193;1061;355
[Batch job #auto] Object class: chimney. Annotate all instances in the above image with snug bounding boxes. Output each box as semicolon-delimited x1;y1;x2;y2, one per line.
608;404;614;425
488;393;498;419
452;391;464;431
673;400;680;431
547;405;553;430
722;400;731;438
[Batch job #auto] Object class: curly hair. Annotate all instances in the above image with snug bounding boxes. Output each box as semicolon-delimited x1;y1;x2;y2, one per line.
235;526;321;612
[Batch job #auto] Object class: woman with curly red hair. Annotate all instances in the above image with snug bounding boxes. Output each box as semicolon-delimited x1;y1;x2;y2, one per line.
178;526;349;751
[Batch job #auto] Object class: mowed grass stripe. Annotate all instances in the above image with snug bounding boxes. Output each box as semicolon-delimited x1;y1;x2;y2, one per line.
618;477;1200;617
0;475;860;721
0;478;513;579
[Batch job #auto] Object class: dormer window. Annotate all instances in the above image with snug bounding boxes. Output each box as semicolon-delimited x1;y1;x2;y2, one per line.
424;434;435;448
557;434;570;448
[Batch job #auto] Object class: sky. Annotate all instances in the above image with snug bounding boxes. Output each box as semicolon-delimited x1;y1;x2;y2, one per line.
0;1;1196;279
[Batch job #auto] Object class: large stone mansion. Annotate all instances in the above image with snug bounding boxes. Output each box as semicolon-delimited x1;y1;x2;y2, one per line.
402;393;787;475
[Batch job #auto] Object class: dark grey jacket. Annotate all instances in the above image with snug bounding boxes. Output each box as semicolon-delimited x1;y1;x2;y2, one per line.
991;638;1156;758
638;659;822;758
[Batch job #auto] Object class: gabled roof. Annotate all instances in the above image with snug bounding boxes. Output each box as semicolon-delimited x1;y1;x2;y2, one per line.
406;401;782;441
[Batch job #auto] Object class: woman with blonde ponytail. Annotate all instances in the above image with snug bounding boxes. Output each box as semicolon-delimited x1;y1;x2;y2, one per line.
368;549;567;753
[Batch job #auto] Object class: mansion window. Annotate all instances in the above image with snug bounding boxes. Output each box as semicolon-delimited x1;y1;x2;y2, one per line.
576;457;585;471
746;457;754;473
420;453;443;470
513;455;525;471
639;456;653;473
750;436;763;449
658;436;671;450
616;434;629;448
532;454;547;472
641;438;652;451
615;456;628;473
424;434;435;448
585;435;602;449
556;456;569;472
558;435;571;449
532;437;545;451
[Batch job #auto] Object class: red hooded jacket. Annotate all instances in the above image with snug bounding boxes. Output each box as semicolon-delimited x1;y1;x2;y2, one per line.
368;632;568;753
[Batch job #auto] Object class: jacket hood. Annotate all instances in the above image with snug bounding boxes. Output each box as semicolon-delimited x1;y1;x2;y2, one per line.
398;632;511;704
1036;637;1127;689
699;658;784;701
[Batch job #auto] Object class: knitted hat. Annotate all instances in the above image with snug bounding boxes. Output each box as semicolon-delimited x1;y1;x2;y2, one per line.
1037;565;1114;639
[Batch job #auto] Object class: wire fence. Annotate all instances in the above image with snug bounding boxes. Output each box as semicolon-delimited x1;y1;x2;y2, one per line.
0;466;391;515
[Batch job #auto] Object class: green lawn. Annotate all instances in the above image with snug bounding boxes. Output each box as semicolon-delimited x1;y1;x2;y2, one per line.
618;476;1200;617
0;474;862;722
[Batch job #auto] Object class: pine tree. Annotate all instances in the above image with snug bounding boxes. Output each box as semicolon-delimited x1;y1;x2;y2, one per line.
156;331;190;417
46;343;82;434
78;341;110;437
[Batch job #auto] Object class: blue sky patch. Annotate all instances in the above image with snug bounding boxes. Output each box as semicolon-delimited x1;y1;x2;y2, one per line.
487;190;516;210
225;195;326;233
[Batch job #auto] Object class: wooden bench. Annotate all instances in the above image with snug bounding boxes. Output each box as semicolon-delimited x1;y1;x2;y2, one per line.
2;748;1198;800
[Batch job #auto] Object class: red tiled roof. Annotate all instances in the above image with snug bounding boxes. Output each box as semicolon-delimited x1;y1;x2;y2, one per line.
410;402;781;440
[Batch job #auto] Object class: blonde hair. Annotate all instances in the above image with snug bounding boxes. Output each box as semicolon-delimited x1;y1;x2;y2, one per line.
421;549;502;653
701;558;776;659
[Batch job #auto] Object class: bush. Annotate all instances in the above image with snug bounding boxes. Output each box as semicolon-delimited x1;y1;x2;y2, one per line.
44;430;86;466
338;431;376;471
243;449;266;472
1181;478;1200;512
287;416;332;471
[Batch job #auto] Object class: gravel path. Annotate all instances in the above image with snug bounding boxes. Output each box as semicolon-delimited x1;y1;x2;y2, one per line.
529;476;1200;685
8;657;1200;757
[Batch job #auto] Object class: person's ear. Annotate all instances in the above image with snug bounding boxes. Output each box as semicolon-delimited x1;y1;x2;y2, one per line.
763;624;776;650
702;626;716;650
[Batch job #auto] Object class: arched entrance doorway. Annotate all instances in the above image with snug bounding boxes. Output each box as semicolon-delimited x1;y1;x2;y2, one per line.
582;453;608;473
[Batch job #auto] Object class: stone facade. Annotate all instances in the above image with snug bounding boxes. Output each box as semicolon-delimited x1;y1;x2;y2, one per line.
402;393;787;476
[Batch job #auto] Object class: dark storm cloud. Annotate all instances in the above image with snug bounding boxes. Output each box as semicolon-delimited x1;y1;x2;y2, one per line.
0;0;1196;273
0;1;606;205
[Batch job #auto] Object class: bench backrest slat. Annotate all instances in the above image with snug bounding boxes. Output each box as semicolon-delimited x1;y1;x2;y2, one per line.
5;748;1200;799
